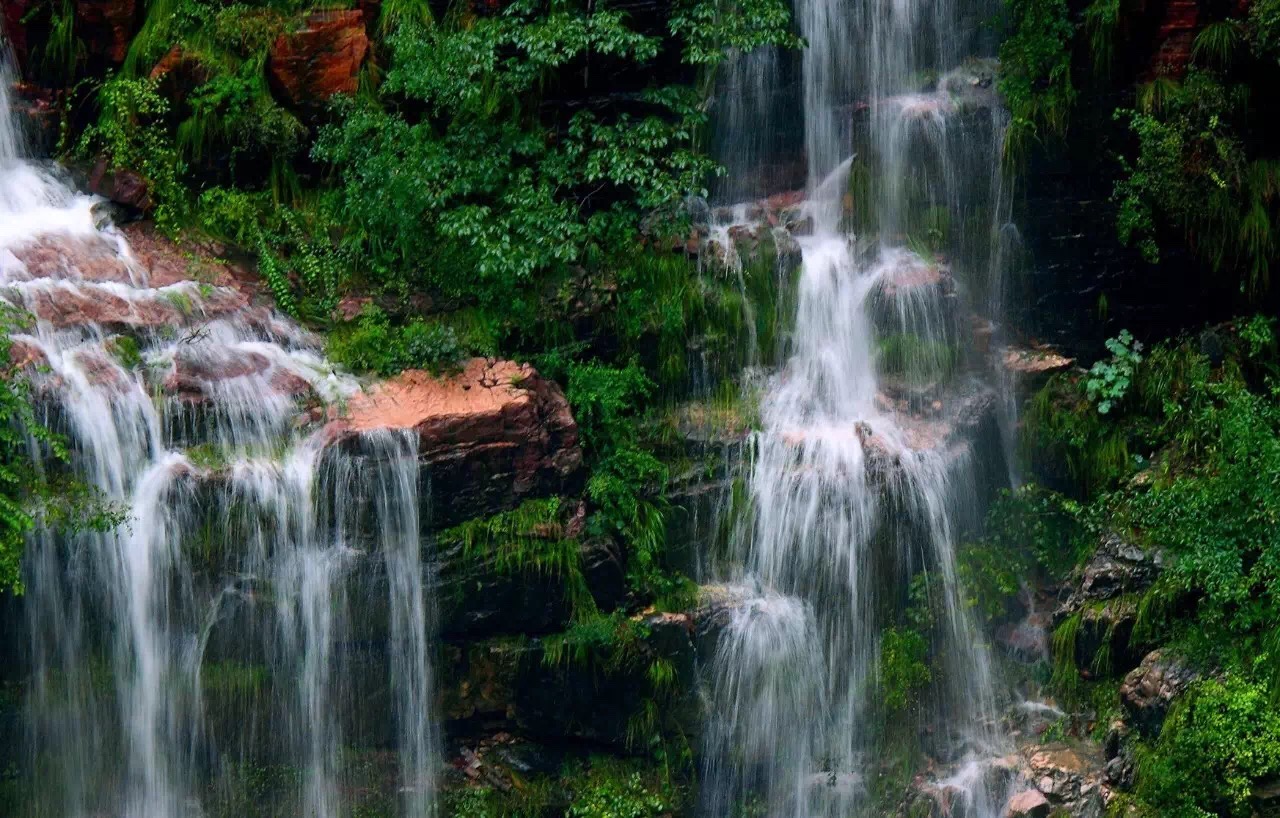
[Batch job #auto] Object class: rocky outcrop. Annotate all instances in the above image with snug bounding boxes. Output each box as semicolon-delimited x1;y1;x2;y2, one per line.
83;156;151;214
74;0;139;64
333;359;583;527
1118;649;1199;737
1056;533;1163;677
1067;533;1163;606
267;10;370;109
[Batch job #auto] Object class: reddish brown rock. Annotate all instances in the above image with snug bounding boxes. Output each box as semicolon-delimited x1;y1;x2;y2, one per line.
1004;788;1050;818
268;10;369;108
149;45;211;104
75;0;139;63
2;1;35;68
332;359;582;526
1143;0;1200;79
11;236;135;285
6;338;46;371
86;156;151;213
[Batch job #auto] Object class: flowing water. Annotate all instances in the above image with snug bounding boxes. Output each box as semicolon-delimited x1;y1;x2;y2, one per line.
2;46;437;817
702;0;1019;812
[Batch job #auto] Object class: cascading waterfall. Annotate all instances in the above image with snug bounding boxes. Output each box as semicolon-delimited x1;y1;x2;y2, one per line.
2;44;437;817
703;0;1018;811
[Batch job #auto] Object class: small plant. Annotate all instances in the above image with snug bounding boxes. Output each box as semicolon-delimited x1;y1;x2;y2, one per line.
567;771;670;818
1085;330;1143;414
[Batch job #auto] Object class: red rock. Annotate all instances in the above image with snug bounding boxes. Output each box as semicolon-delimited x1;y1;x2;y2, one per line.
6;339;46;371
1142;0;1200;79
1004;788;1050;818
11;237;135;285
87;156;152;213
2;1;35;68
332;359;583;525
149;45;211;104
268;10;369;108
75;0;139;64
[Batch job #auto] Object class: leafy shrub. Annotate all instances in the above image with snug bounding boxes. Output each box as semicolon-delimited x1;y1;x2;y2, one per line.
1136;674;1280;816
327;306;463;376
567;771;670;818
997;0;1076;157
1085;329;1143;414
879;627;931;713
78;75;187;227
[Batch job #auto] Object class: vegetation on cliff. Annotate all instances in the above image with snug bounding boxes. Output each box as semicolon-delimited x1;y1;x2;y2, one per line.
998;316;1280;815
999;0;1280;298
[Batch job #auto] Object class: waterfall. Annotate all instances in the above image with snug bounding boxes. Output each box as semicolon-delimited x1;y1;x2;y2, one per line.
703;0;1018;811
2;43;438;817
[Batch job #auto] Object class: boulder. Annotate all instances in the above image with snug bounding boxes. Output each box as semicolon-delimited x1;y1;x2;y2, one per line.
267;10;369;109
333;359;583;527
1118;650;1199;737
1004;788;1050;818
149;45;211;105
1068;533;1163;605
1024;742;1105;817
85;156;151;214
1056;534;1163;677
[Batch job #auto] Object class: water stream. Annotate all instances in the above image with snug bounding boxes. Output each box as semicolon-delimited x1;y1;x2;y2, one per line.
2;47;438;817
702;0;1018;811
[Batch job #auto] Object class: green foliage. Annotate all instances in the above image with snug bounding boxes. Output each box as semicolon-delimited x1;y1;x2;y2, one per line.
1136;674;1280;817
541;611;649;670
567;771;670;818
1;308;126;592
879;627;931;713
327;305;464;376
876;333;958;384
1085;330;1143;414
998;0;1076;157
440;498;597;619
1112;71;1280;295
1248;0;1280;61
1120;373;1280;634
78;75;187;227
316;0;793;308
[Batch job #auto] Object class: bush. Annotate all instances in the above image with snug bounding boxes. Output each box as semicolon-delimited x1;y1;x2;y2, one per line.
1137;674;1280;816
328;306;463;376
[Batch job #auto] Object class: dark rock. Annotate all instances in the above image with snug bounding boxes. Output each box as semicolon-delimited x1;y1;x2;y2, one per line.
74;0;140;63
1253;777;1280;818
1102;754;1133;791
1118;650;1199;736
1070;533;1163;605
1056;534;1164;676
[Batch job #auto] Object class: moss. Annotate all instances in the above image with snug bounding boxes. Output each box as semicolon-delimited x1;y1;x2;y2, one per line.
106;335;144;370
876;333;958;384
440;498;596;620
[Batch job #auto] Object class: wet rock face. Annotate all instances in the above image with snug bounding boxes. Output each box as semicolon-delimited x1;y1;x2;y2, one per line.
1118;650;1200;737
267;10;370;109
335;359;584;527
1069;533;1164;606
1056;533;1164;677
